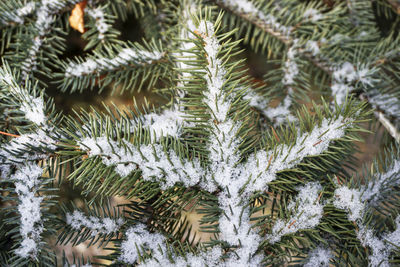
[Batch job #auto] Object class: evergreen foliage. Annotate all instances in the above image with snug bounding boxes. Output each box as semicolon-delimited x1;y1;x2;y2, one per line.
0;0;400;266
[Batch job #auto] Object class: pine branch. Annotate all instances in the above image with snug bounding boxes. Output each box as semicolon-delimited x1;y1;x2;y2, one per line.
245;101;364;193
303;247;332;267
0;1;36;27
265;182;324;244
18;0;82;80
214;0;400;141
57;41;168;93
0;64;58;175
8;163;45;259
58;202;124;247
82;4;122;50
1;1;400;265
79;135;204;189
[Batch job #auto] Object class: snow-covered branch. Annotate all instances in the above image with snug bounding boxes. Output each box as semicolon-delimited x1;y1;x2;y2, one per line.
333;158;400;220
65;47;164;77
216;0;292;44
216;0;400;141
304;247;332;267
261;38;300;126
245;116;352;192
174;3;199;102
66;210;124;236
22;0;81;78
86;6;110;40
0;68;46;125
120;223;223;266
10;163;44;258
357;216;400;267
198;20;242;189
361;158;400;204
119;224;167;265
332;173;400;266
0;132;56;175
333;185;364;221
266;182;324;244
80;136;203;189
130;109;192;142
193;20;263;265
331;62;374;105
0;2;36;26
0;66;57;176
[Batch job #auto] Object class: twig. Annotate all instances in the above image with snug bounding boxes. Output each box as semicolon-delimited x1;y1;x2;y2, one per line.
360;94;400;144
0;130;20;138
376;111;400;143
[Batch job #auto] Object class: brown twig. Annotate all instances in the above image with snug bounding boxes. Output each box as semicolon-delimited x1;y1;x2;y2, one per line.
270;126;280;142
0;130;20;138
313;140;323;147
288;220;296;228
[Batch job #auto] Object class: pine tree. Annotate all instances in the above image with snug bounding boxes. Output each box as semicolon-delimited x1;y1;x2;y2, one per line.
0;0;400;266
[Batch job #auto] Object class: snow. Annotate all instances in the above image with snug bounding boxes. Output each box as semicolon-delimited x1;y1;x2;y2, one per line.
243;87;296;125
267;183;324;244
120;223;224;266
333;186;364;221
0;130;56;176
245;116;350;192
217;183;262;265
331;62;374;105
368;89;400;119
119;224;166;265
357;216;400;267
362;159;400;204
304;247;332;267
131;109;191;141
87;7;110;40
65;47;163;77
243;88;269;112
66;210;124;236
357;225;389;267
305;40;320;56
17;2;37;17
303;8;324;22
384;216;400;249
11;163;44;258
333;62;357;82
267;89;297;126
283;40;299;85
20;97;46;125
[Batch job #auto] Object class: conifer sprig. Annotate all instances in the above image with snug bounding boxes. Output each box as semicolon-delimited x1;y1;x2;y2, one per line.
0;0;399;266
